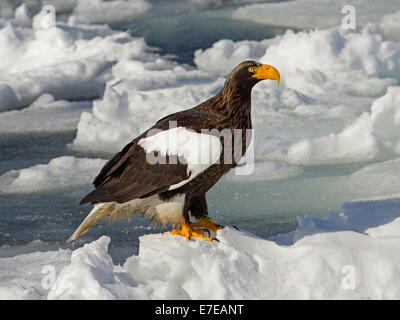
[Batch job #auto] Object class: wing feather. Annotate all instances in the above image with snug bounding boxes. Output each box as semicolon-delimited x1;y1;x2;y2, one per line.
80;109;221;205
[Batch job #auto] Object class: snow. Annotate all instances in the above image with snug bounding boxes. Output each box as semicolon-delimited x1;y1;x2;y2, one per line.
0;246;71;300
1;195;400;299
194;38;278;76
2;2;398;168
271;86;400;165
0;156;106;193
0;15;151;111
72;65;219;152
259;27;400;97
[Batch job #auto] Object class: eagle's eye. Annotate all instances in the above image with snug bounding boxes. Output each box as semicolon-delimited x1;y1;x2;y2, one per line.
248;67;255;73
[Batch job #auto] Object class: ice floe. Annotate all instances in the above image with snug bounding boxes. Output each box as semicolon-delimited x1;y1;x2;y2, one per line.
0;156;106;193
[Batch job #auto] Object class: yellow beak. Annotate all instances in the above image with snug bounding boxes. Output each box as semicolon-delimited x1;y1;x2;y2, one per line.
252;64;280;85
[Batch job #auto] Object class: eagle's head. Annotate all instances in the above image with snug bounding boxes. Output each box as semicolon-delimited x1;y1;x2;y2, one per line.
226;60;280;90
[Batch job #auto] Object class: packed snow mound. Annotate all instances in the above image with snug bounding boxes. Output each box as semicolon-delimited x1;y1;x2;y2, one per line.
45;195;400;299
195;18;400;97
196;26;400;96
259;26;400;97
0;16;151;111
0;94;91;133
0;156;106;193
0;245;71;300
271;86;400;164
1;195;400;299
232;0;400;29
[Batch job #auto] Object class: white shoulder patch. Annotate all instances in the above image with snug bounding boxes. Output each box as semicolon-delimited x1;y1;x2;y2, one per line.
138;127;222;190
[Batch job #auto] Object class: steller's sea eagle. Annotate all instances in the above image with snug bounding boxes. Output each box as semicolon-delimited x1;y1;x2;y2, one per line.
68;61;280;242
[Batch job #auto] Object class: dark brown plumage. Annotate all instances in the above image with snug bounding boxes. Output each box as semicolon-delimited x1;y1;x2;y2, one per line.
68;60;280;242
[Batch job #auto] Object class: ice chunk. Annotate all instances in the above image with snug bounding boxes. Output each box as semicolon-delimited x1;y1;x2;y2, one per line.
233;0;400;29
0;94;92;133
0;17;148;111
259;27;400;97
349;158;400;194
0;245;71;300
272;86;400;165
14;4;32;28
0;156;106;193
194;38;279;76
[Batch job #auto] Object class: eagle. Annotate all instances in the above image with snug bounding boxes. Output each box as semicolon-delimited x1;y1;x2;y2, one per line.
68;61;280;242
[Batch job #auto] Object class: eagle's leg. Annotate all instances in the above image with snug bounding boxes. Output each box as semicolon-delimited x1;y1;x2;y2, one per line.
170;221;213;242
188;195;223;233
191;217;224;233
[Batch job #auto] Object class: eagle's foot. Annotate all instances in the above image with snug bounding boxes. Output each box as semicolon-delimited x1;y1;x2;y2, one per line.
170;221;213;242
191;217;224;233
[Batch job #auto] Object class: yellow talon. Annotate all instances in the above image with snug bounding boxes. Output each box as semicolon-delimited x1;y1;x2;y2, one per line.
170;221;213;241
191;217;224;233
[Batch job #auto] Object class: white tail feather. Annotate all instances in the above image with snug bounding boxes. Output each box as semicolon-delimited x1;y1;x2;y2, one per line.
67;194;186;242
